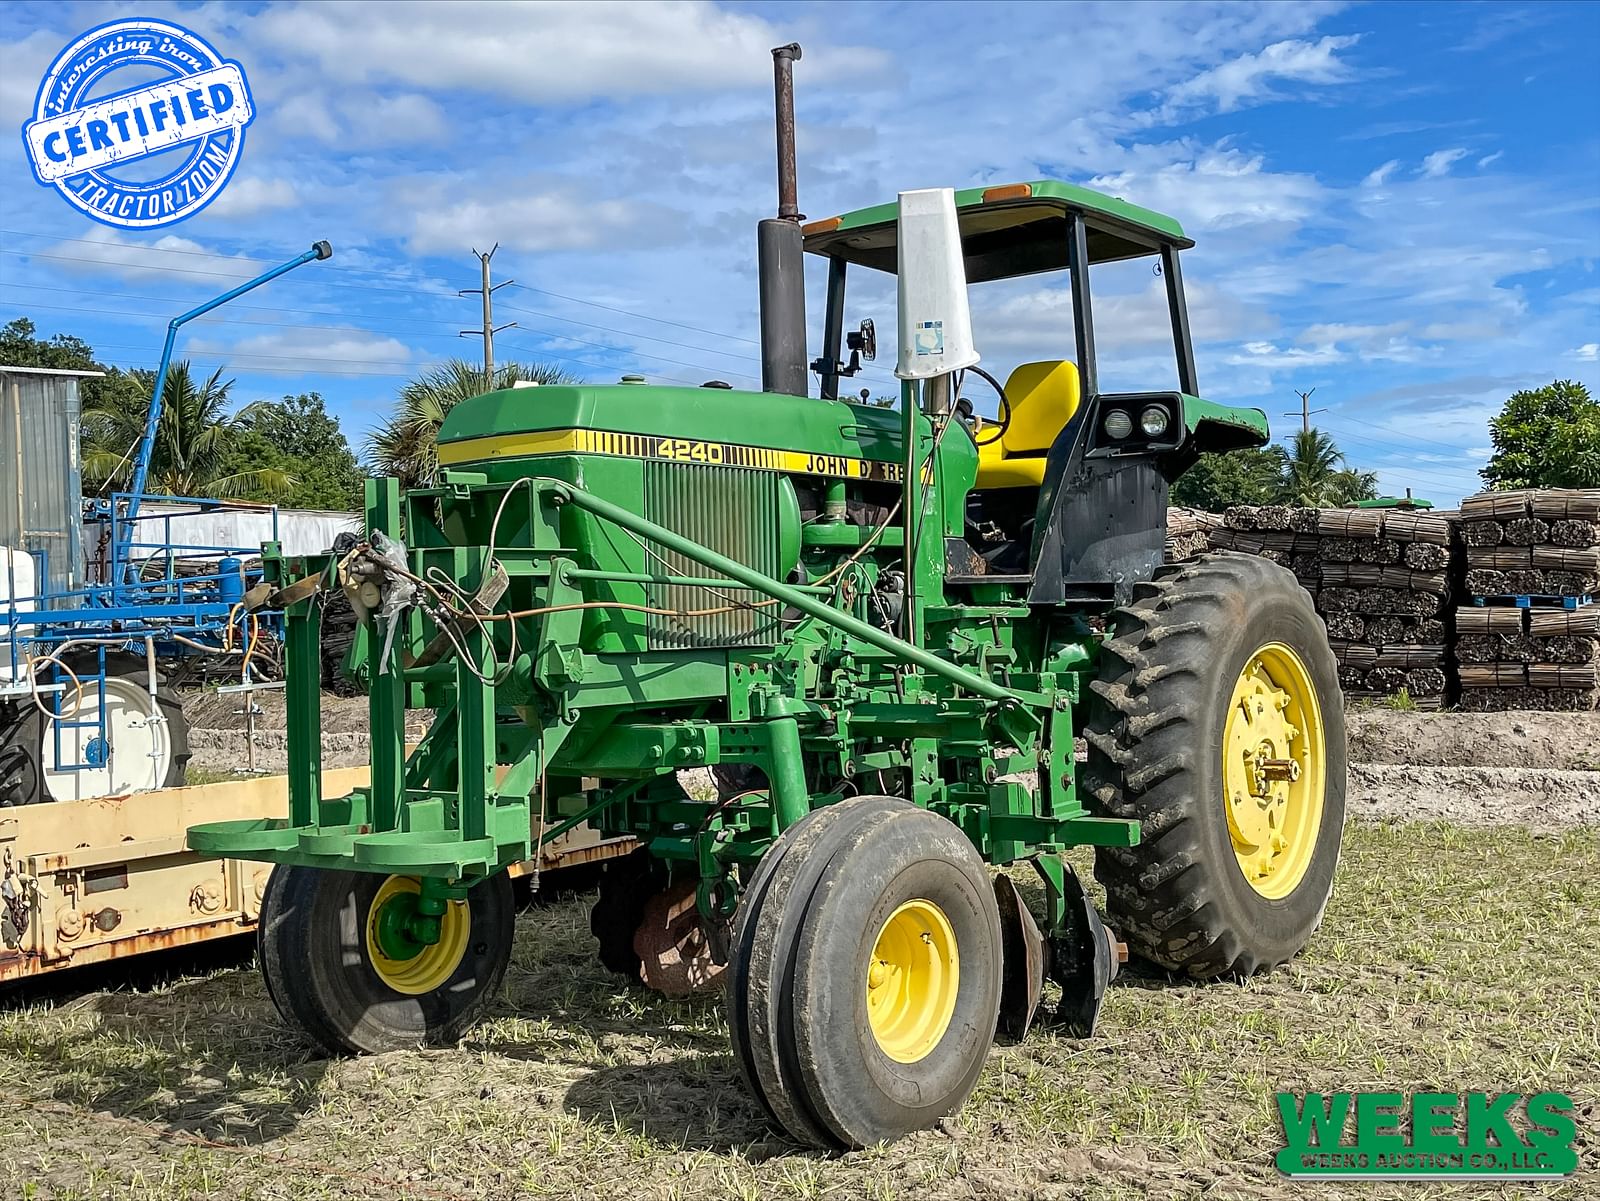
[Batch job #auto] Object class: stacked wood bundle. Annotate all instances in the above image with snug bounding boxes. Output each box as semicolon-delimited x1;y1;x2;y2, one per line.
1458;489;1600;599
1208;504;1452;706
1454;489;1599;711
1165;507;1221;563
1454;603;1599;711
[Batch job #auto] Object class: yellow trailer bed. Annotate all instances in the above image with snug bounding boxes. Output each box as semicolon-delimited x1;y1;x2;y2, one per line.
0;769;632;982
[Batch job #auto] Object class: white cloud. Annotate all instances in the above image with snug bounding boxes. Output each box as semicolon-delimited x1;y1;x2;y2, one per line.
1572;343;1600;361
1363;159;1401;187
1165;35;1359;113
190;330;415;370
1088;147;1323;234
0;29;60;126
275;92;341;142
1225;341;1345;368
401;179;664;255
251;1;884;103
1477;150;1504;168
341;94;450;146
204;177;300;218
1419;148;1469;178
36;231;255;282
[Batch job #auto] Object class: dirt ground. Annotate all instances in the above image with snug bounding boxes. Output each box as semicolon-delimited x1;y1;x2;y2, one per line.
1345;709;1600;771
8;703;1594;1199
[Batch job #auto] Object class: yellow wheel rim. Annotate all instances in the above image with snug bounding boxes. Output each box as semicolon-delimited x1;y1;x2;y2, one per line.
1222;642;1326;899
363;875;471;995
865;899;959;1064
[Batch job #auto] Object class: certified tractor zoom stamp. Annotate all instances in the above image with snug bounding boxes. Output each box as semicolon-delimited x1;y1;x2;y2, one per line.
22;18;255;229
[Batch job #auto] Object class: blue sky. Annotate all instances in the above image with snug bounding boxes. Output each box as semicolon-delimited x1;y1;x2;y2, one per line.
2;0;1597;504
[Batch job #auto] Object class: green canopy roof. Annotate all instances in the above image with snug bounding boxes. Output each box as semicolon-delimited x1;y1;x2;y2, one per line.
802;179;1192;283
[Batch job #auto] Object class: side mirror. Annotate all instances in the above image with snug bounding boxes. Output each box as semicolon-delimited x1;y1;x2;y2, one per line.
848;318;876;362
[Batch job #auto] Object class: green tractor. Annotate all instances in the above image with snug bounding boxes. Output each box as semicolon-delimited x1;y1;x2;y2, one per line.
189;45;1344;1149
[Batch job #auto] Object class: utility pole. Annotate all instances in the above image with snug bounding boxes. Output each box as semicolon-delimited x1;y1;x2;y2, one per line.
460;245;515;385
1283;387;1328;434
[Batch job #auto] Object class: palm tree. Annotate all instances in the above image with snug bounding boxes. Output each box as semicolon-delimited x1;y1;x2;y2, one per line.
1327;466;1380;506
81;361;292;498
1274;429;1341;506
366;358;578;488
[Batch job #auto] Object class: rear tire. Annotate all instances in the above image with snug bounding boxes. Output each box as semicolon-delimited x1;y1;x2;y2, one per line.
726;797;1003;1149
589;847;668;982
259;866;514;1055
1084;552;1346;978
0;709;43;806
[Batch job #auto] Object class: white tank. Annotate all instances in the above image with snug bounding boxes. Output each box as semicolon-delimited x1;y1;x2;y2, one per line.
1;544;38;688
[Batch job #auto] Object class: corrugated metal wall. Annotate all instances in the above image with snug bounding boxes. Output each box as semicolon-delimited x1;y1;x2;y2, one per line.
0;369;84;596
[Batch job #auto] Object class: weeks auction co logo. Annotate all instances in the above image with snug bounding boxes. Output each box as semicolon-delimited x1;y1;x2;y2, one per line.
1276;1090;1578;1181
21;18;254;229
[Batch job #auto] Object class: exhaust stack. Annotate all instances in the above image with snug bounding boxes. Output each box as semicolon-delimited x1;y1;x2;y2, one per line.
758;42;808;398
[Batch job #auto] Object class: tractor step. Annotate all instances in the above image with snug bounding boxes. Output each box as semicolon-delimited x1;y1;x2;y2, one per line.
1470;593;1593;611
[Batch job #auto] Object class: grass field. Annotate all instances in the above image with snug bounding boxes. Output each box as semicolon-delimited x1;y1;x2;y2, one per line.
2;819;1595;1200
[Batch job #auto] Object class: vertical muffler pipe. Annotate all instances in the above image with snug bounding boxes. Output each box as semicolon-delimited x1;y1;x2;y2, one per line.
759;43;808;397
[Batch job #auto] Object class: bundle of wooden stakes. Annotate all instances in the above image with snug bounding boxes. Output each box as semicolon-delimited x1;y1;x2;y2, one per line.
1455;489;1599;711
1166;507;1222;563
1206;504;1452;708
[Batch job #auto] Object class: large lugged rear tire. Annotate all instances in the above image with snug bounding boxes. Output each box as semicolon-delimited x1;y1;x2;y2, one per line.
726;797;1002;1149
1084;552;1346;979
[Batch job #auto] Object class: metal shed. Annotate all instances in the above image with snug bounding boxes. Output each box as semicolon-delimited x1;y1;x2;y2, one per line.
0;364;99;596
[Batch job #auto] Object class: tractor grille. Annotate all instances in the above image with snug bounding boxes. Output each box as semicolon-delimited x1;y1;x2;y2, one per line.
642;460;781;649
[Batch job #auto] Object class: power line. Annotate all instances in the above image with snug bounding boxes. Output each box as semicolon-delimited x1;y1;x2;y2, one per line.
1278;428;1483;493
1;234;773;356
4;296;466;342
1321;410;1484;455
7;298;715;386
505;281;761;348
4;251;766;382
1303;416;1486;468
8;276;782;375
89;344;419;379
1;228;900;384
4;295;758;385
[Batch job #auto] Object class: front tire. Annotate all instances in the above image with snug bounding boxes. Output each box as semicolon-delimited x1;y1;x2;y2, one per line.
258;866;514;1054
1084;552;1346;978
726;797;1003;1149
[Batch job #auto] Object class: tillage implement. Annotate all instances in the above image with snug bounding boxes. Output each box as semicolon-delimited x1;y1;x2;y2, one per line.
190;46;1345;1149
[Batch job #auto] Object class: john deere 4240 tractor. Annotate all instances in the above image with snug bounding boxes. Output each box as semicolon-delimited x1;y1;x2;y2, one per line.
190;46;1344;1150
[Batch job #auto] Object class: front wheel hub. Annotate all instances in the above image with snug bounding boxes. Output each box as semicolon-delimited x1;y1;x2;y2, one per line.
1223;644;1326;898
866;898;960;1064
364;875;470;995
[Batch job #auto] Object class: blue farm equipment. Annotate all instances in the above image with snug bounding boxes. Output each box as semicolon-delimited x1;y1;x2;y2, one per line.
1;242;332;805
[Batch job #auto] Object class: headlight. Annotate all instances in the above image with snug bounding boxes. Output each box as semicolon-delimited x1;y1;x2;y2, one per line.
1139;405;1170;437
1102;409;1133;439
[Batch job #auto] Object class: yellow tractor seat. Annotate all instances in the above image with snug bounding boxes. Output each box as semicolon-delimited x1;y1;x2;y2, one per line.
974;360;1081;489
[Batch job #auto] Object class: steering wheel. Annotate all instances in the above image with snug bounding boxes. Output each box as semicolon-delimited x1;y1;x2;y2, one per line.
962;365;1012;447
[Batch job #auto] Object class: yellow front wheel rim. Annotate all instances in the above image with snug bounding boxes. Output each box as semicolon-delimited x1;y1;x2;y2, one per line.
866;899;959;1063
1222;642;1327;899
364;875;471;995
